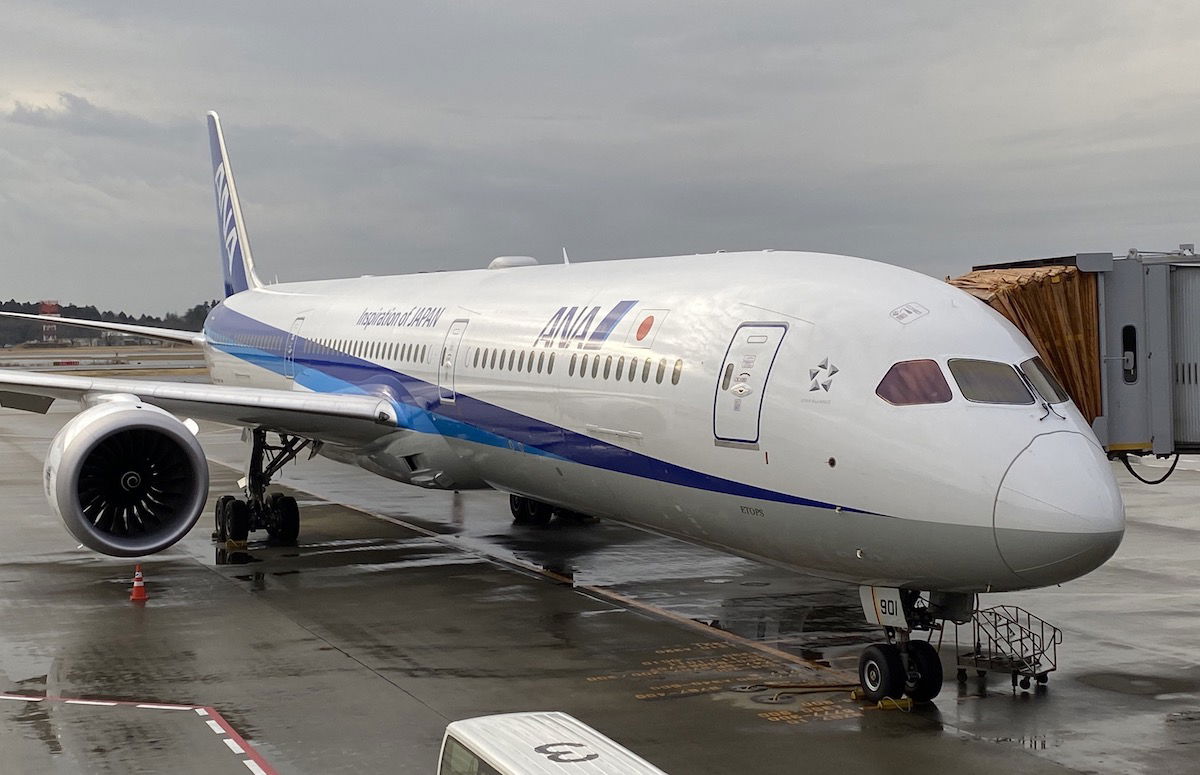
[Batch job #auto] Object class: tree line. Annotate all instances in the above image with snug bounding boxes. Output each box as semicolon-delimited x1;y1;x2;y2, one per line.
0;300;218;346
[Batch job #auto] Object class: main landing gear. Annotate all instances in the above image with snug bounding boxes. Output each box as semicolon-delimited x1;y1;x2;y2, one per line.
509;494;595;528
212;429;313;545
857;587;971;704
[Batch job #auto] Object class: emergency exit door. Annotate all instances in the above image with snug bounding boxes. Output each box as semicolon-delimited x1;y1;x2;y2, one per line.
284;317;305;379
438;319;470;402
713;323;787;444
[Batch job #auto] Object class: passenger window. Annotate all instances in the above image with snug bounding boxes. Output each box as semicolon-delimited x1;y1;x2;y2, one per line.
1020;357;1069;404
656;358;666;384
580;354;589;377
527;351;535;372
537;352;545;374
642;358;652;382
547;352;555;375
518;351;526;372
672;359;683;385
420;344;427;362
569;353;577;376
591;355;600;378
489;349;497;369
876;360;952;405
473;349;480;368
615;356;625;381
628;356;637;382
948;359;1034;405
1122;325;1138;384
603;355;612;380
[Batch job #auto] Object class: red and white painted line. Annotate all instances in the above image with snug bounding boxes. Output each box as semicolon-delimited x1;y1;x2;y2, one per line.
0;692;277;774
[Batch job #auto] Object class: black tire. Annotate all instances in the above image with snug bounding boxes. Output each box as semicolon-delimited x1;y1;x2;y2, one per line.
263;492;282;535
526;500;554;528
225;499;251;542
904;640;944;702
272;496;300;544
858;644;904;703
214;495;236;542
510;494;530;525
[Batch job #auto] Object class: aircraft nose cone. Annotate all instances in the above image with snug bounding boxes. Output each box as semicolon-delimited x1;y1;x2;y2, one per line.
994;432;1125;587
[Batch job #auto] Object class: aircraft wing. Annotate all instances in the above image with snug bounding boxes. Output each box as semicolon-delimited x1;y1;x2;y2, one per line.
0;370;398;444
0;311;204;346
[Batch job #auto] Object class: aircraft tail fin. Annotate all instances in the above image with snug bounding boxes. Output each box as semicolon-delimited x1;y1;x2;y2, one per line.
206;111;262;298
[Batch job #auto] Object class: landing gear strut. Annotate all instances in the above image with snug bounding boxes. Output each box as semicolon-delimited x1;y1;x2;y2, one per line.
212;429;313;545
857;587;961;704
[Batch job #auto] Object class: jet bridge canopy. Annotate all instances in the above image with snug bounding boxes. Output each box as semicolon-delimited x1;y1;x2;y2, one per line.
950;245;1199;457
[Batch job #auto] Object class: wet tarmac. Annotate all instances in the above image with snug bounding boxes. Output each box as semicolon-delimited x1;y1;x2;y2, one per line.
1;400;1198;773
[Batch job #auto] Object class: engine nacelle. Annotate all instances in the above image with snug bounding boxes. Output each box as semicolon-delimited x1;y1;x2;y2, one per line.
45;398;209;557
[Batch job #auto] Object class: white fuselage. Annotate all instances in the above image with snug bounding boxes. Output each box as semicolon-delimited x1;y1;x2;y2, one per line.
202;250;1124;593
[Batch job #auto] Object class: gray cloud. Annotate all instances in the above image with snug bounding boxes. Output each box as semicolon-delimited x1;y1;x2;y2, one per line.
1;1;1199;313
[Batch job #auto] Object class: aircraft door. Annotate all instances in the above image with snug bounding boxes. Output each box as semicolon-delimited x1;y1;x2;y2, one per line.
284;317;305;379
713;323;787;444
438;319;470;402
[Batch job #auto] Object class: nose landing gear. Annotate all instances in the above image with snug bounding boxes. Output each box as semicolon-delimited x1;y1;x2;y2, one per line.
857;586;968;704
857;635;944;704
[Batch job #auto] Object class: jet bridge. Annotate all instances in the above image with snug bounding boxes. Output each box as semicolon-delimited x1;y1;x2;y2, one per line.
951;244;1199;471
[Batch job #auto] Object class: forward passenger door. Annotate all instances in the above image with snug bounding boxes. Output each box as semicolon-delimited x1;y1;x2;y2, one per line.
713;323;788;445
438;319;470;402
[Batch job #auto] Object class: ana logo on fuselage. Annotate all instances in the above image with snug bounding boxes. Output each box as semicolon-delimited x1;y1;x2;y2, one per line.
534;300;637;350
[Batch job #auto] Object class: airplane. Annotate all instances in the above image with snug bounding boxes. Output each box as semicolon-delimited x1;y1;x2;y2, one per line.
0;112;1125;703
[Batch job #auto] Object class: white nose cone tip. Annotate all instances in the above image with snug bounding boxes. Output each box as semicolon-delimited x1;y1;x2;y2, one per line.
994;431;1125;587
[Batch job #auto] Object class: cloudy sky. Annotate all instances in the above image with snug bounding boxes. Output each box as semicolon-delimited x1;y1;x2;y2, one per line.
3;2;1199;314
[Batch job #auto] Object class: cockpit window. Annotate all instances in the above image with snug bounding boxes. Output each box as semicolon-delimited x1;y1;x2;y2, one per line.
948;359;1034;405
876;360;952;406
1020;357;1069;404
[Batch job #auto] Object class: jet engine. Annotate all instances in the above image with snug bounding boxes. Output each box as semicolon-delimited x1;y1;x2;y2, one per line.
44;397;209;557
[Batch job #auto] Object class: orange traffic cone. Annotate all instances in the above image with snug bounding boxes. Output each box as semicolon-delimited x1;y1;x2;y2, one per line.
130;565;148;602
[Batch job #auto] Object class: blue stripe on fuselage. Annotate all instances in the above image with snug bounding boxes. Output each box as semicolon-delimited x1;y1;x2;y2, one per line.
203;305;875;514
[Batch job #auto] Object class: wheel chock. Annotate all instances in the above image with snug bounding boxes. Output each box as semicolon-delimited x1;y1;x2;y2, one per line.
851;688;914;711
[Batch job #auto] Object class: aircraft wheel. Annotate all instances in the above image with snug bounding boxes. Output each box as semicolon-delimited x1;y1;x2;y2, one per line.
214;495;236;542
272;496;300;544
526;500;554;528
859;644;904;703
225;499;251;542
510;494;531;525
904;640;944;702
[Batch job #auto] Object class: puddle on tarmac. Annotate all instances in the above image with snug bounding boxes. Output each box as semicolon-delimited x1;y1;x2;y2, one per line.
1077;671;1200;696
215;548;259;566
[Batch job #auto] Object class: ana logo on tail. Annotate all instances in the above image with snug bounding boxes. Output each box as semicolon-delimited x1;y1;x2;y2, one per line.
213;162;241;280
207;111;259;298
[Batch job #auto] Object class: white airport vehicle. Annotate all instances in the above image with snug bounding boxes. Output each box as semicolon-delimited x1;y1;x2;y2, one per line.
0;112;1125;703
439;712;667;775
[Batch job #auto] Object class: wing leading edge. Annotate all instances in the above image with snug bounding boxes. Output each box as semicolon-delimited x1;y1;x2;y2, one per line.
0;369;398;444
